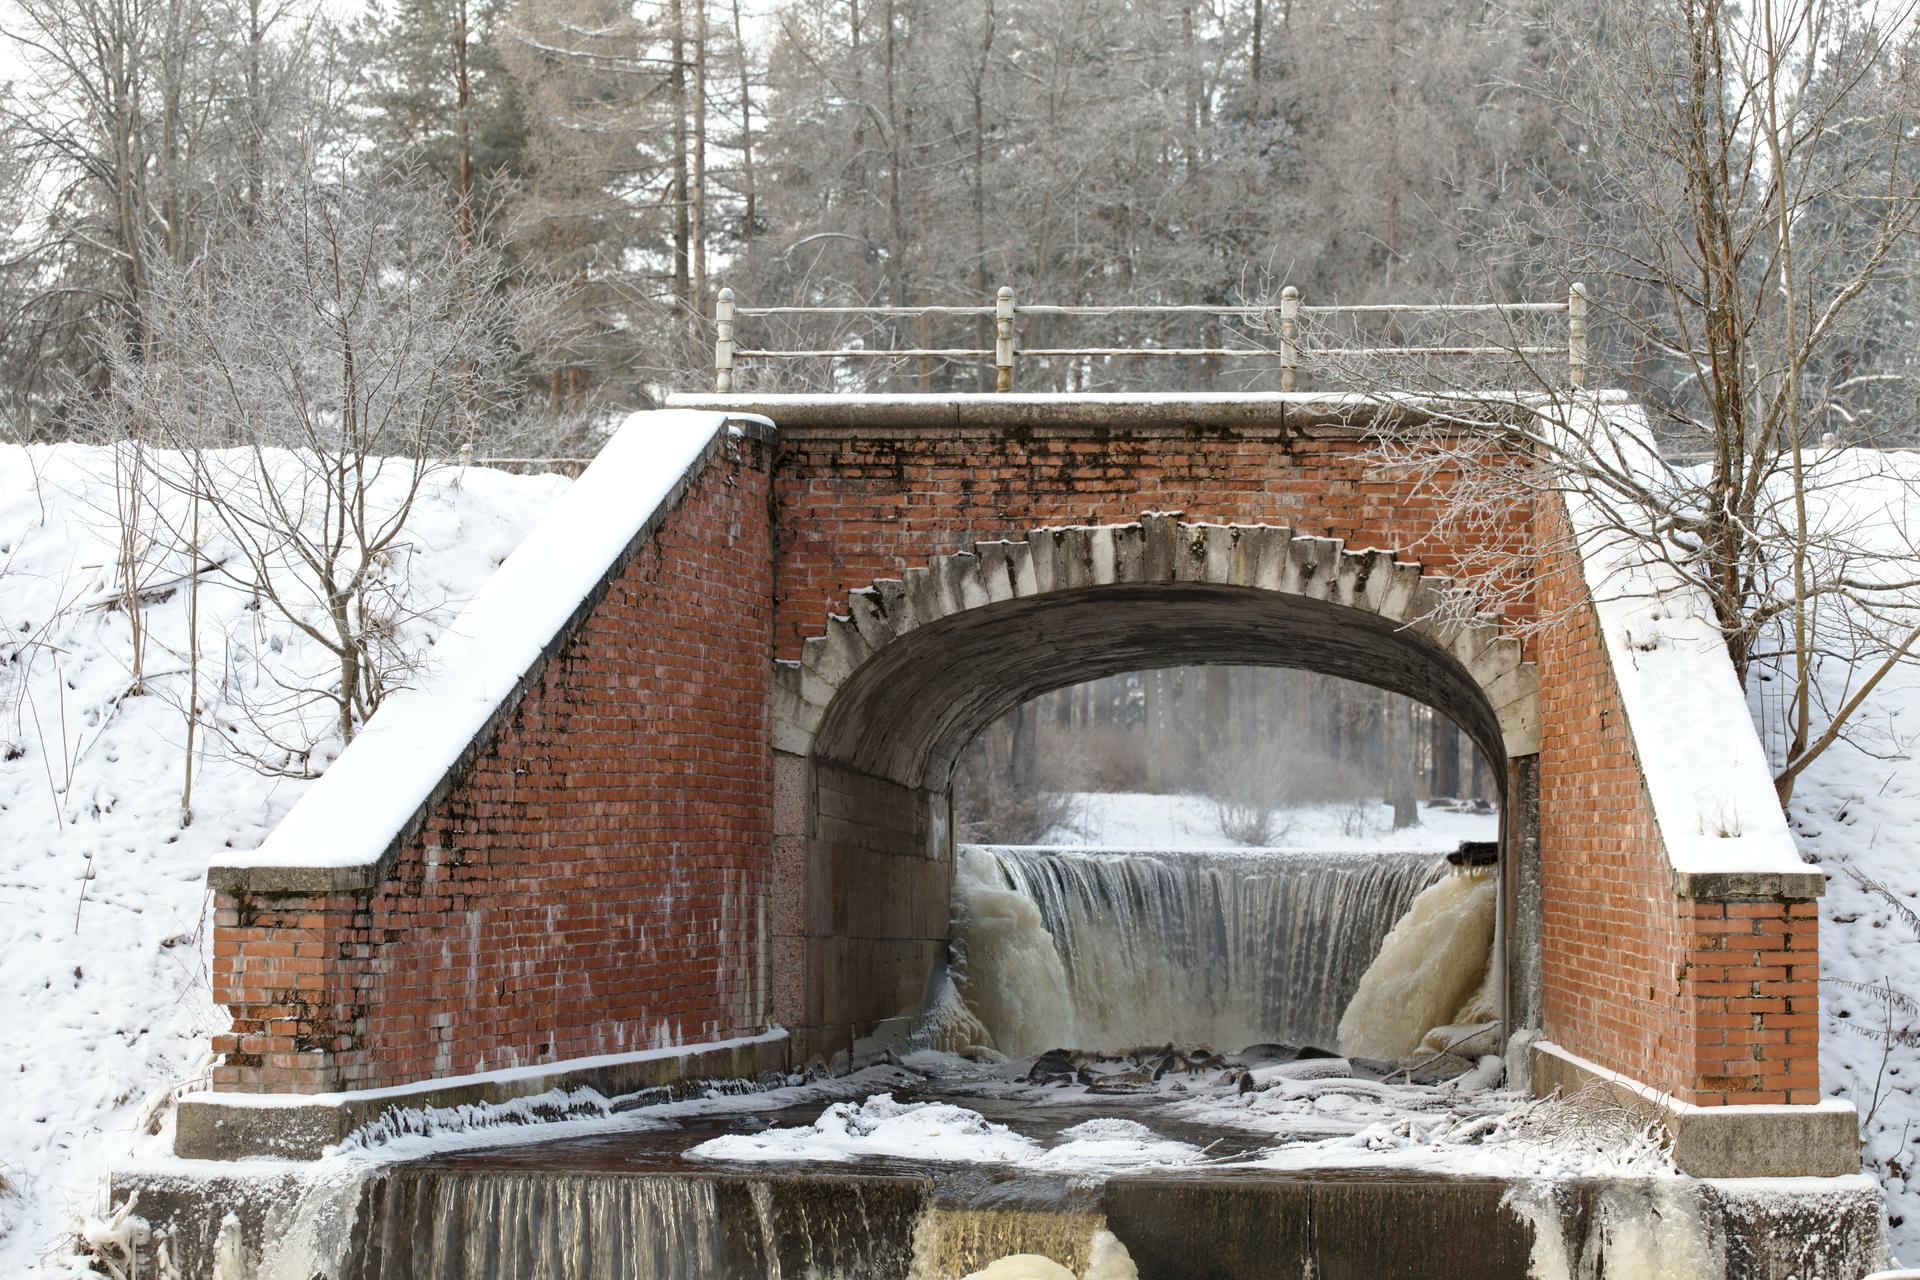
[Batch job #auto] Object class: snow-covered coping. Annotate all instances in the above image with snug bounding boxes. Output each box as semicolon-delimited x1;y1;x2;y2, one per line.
1562;402;1822;900
208;410;734;893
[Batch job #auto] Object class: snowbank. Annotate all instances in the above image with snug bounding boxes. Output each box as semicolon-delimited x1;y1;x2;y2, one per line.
0;444;571;1276
687;1093;1204;1171
1748;448;1920;1260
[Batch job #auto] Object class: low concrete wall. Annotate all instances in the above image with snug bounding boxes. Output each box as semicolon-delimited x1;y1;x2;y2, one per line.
175;1032;791;1160
1531;1040;1859;1179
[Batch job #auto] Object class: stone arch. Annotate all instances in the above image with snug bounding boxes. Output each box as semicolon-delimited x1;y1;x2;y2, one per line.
768;514;1541;1066
775;514;1538;777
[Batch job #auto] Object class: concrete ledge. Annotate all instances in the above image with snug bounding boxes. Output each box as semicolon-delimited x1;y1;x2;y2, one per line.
665;391;1506;434
1530;1040;1859;1179
1671;866;1828;902
174;1031;790;1160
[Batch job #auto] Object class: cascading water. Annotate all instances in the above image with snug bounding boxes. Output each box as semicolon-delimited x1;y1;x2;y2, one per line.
951;844;1448;1056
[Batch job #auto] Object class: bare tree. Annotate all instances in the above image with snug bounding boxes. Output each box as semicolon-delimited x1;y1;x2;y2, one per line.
97;170;555;762
1326;0;1920;807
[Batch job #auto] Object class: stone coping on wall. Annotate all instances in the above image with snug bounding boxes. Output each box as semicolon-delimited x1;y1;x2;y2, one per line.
1530;1040;1859;1179
665;390;1534;433
173;1030;791;1161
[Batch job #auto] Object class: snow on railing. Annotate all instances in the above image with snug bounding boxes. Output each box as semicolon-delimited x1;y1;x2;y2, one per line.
711;284;1588;393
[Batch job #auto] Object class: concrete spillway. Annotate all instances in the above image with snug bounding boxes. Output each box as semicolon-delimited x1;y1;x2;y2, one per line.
118;1151;1887;1279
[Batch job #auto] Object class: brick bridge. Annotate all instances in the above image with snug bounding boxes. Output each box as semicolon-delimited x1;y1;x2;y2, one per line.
184;395;1851;1176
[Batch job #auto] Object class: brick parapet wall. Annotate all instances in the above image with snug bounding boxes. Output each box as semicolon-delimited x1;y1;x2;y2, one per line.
212;434;776;1093
771;421;1534;660
1532;492;1819;1105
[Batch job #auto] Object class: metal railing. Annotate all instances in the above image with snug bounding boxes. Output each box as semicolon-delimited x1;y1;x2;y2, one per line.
711;284;1589;393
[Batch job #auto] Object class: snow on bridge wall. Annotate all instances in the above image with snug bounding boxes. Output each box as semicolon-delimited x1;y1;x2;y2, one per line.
200;393;1828;1129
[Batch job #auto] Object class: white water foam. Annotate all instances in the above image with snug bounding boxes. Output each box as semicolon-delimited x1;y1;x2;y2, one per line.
1337;870;1496;1061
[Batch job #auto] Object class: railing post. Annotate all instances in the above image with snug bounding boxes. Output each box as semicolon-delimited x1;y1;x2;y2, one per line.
714;287;736;393
995;286;1015;392
1279;286;1300;392
1567;281;1587;390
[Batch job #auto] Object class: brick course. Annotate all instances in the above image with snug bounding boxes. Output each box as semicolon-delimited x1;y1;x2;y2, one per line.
771;422;1532;659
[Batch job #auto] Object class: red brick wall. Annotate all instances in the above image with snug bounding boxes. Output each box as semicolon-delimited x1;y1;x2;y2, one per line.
1533;494;1819;1104
212;434;776;1093
772;422;1533;658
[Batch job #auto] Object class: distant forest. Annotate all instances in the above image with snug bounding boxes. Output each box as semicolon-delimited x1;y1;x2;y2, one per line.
6;0;1917;442
953;667;1496;844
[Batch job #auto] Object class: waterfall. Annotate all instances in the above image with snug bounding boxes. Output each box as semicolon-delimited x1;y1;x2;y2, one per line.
337;1169;925;1280
952;844;1446;1057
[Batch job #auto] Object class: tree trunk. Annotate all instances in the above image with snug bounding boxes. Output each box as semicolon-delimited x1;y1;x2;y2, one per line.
692;0;709;319
732;0;757;244
454;0;473;257
1430;711;1460;798
670;0;692;332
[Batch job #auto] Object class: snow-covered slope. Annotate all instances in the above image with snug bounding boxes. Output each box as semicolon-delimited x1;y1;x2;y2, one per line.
1754;450;1920;1261
0;445;569;1275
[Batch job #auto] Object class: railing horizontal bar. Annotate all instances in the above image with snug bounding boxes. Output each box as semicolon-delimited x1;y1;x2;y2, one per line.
1021;303;1559;318
1300;302;1569;316
736;348;992;359
1014;345;1569;359
1013;305;1277;317
474;457;594;465
734;305;993;317
1314;345;1568;357
729;301;1559;318
736;344;1569;360
1018;347;1284;358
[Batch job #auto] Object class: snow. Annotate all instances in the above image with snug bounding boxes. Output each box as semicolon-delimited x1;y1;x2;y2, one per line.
680;1052;1678;1184
8;405;1920;1267
1036;792;1498;851
687;1095;1204;1172
221;409;727;875
0;443;571;1275
1560;402;1806;879
1750;448;1920;1260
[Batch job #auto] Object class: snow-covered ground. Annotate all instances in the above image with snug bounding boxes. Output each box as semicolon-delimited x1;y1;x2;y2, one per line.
1754;451;1920;1259
0;444;569;1275
1040;791;1499;852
